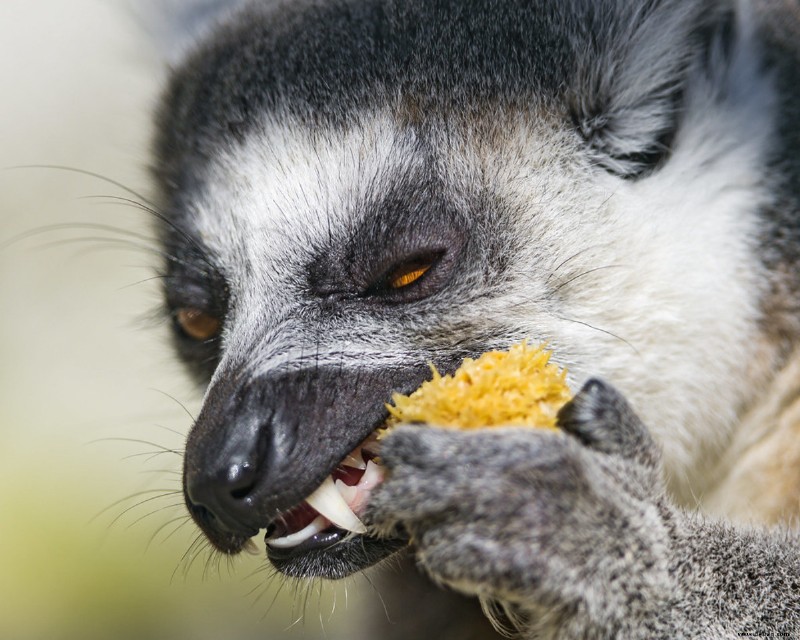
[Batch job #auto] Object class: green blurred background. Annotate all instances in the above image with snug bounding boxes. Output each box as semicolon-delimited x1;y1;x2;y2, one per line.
0;2;378;638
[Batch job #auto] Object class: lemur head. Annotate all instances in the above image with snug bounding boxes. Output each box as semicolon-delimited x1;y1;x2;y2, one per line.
153;0;784;578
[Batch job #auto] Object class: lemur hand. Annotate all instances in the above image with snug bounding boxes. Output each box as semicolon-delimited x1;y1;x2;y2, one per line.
365;380;800;639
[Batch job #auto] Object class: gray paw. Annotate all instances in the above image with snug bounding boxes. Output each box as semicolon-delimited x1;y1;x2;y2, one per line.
365;380;673;636
367;427;589;591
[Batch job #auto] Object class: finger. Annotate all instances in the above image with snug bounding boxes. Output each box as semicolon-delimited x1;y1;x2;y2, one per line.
557;378;659;468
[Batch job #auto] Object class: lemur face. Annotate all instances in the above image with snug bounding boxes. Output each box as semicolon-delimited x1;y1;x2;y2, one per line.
154;0;777;578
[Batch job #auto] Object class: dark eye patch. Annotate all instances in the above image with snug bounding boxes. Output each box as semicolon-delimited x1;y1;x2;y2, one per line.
307;168;470;304
158;222;230;383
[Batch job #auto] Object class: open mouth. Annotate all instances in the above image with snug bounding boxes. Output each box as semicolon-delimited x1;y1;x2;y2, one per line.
262;432;404;575
181;361;455;579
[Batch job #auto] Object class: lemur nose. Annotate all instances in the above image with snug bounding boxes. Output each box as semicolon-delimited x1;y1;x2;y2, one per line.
183;377;277;538
186;456;261;536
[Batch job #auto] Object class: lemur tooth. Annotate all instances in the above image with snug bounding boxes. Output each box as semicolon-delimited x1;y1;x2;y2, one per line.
305;475;367;534
360;460;385;492
342;450;367;470
266;515;329;549
334;479;359;505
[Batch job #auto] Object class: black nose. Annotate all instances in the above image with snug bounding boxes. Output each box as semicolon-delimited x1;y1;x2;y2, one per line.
186;455;261;536
184;378;275;538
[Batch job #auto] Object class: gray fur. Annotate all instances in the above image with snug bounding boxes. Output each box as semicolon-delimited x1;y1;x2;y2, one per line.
148;0;800;637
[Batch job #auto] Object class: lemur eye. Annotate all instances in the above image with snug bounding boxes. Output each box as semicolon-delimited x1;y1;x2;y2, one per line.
387;260;433;289
175;308;221;341
358;249;448;301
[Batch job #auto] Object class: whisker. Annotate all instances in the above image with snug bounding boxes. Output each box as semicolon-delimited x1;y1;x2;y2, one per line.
29;235;207;274
245;561;274;581
328;581;337;622
185;538;214;580
31;235;157;253
117;273;176;292
90;488;179;523
172;532;205;583
225;552;236;578
254;567;290;618
150;424;189;443
1;221;156;251
106;492;184;530
284;611;305;631
202;546;220;581
48;243;160;266
3;167;221;286
302;579;315;629
181;533;205;580
546;264;628;298
139;469;182;476
80;194;163;217
145;515;191;551
81;194;218;274
148;390;197;424
361;570;392;626
553;314;640;356
317;580;327;637
6;164;156;206
125;504;186;531
545;246;603;285
122;449;184;462
90;436;183;456
160;516;195;546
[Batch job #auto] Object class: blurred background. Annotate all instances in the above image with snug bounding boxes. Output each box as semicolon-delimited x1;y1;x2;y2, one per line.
0;2;377;638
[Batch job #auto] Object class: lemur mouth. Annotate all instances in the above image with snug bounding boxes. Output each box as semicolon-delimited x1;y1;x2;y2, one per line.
263;433;404;576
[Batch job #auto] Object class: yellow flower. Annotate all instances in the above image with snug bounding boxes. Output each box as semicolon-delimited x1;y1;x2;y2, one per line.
385;342;571;431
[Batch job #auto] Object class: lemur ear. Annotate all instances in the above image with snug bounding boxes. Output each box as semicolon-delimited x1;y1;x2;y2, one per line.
569;0;740;178
131;0;247;64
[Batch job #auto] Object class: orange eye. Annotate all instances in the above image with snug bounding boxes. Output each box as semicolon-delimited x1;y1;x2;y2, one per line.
388;262;432;289
176;308;221;341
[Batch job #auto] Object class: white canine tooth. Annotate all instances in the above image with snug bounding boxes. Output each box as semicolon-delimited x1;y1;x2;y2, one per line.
345;460;387;515
334;478;358;505
266;515;328;549
305;475;367;534
359;460;385;491
342;450;367;470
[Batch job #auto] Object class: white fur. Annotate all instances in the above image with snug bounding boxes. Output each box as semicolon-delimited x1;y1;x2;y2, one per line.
480;17;777;502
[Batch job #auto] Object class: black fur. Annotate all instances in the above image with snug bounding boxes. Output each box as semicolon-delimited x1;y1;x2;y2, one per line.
153;0;738;188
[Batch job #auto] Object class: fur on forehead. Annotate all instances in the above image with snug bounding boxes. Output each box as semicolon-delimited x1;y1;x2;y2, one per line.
153;0;739;182
182;101;589;296
191;112;426;283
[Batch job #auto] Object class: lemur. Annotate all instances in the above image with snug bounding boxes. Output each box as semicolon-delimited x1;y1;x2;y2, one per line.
149;1;800;637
